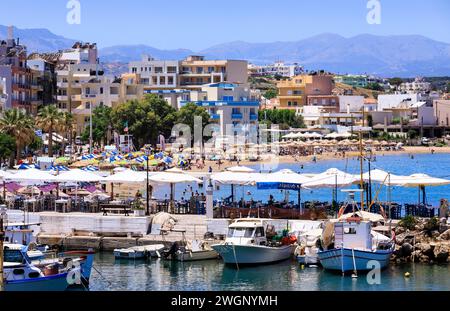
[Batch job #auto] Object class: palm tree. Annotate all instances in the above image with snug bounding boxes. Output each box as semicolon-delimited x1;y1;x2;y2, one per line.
58;112;74;156
36;105;63;157
0;109;35;164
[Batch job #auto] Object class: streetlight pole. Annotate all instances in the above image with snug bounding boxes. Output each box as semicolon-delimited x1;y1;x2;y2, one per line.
146;148;150;216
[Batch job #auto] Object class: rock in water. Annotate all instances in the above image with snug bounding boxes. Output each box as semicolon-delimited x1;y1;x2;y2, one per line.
439;229;450;240
401;243;414;257
433;243;450;263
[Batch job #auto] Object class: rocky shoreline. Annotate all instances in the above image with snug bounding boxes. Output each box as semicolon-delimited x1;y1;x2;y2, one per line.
392;217;450;264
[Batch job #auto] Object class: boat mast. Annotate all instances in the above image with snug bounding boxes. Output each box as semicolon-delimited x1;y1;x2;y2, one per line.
359;115;365;212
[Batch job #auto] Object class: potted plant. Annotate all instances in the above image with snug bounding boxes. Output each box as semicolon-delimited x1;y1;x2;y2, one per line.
133;199;145;217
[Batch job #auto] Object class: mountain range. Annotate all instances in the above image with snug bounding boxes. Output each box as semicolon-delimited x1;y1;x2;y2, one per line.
2;25;450;77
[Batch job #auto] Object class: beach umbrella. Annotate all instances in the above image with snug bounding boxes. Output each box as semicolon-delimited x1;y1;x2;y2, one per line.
302;168;358;189
154;152;165;160
162;156;173;164
103;169;147;184
53;170;104;183
79;154;96;161
48;165;71;172
397;173;450;205
15;163;40;170
148;168;202;212
6;168;57;183
81;165;99;172
226;166;255;173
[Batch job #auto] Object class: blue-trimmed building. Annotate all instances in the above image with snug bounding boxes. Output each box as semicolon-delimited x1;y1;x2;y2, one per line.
181;83;260;136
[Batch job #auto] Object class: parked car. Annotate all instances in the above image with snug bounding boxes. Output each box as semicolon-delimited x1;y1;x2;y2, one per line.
421;137;430;146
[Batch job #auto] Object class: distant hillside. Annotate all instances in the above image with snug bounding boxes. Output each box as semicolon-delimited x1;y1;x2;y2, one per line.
0;25;77;52
2;25;450;77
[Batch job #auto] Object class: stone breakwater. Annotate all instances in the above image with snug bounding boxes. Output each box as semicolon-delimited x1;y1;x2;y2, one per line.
392;218;450;264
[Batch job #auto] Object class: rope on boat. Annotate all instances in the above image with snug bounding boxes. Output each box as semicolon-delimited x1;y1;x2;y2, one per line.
231;243;239;270
351;248;358;278
92;265;114;289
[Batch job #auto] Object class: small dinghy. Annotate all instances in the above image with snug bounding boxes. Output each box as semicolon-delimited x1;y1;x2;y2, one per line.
113;244;165;260
174;239;219;262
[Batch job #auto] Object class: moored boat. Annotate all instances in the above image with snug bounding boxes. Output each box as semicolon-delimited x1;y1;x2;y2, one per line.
113;244;165;259
3;244;71;291
174;239;219;262
211;218;294;266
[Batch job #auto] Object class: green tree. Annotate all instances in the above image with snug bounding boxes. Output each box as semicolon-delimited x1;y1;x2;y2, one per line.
0;133;15;165
263;88;278;100
175;102;211;134
389;78;403;87
259;109;305;128
366;83;384;91
59;112;74;154
36;105;64;157
111;95;177;147
0;109;35;163
82;106;112;145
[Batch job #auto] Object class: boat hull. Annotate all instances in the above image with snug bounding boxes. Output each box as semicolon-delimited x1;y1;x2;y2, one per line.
5;273;69;292
175;250;219;262
318;248;392;272
113;250;146;259
212;244;292;265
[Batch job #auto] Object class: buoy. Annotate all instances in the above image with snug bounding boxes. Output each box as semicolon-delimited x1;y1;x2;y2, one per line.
351;273;358;279
301;264;305;270
404;272;411;278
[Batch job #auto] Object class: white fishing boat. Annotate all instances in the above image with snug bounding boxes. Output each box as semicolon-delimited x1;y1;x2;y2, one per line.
174;239;219;262
3;244;72;291
211;219;293;265
113;244;165;259
317;190;394;274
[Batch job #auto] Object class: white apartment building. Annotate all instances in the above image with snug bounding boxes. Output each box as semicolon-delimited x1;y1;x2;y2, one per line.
398;77;431;93
129;55;178;89
249;61;303;78
128;55;248;91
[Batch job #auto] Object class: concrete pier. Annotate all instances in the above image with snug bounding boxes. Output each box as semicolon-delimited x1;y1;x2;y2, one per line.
6;210;323;251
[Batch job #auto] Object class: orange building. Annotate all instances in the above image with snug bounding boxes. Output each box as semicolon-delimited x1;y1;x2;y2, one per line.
276;73;334;109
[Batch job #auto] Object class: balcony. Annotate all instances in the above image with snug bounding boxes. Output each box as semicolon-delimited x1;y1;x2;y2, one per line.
71;94;82;101
57;95;68;101
83;94;97;99
232;113;243;120
57;82;68;88
210;114;220;120
250;113;258;121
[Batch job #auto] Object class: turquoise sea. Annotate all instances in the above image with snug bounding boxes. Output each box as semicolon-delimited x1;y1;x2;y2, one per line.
152;153;450;207
88;253;450;291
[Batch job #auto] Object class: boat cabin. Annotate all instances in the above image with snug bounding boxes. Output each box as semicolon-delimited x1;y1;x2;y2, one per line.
225;219;267;246
334;217;373;251
3;244;43;281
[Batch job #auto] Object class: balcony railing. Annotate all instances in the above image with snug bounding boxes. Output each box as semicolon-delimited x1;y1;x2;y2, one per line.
210;114;220;120
232;113;243;119
250;114;258;121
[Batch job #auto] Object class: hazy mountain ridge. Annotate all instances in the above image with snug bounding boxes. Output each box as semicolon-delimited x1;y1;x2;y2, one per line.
2;25;450;77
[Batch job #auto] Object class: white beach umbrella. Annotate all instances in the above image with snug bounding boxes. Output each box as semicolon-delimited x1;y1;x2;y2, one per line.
0;170;11;180
53;169;104;183
262;169;311;185
302;168;358;188
226;166;255;173
211;171;259;186
397;173;450;187
149;168;202;211
362;169;407;186
103;169;147;183
6;168;57;183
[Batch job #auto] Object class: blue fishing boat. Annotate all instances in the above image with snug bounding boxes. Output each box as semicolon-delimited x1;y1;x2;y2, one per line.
3;244;71;291
317;191;394;274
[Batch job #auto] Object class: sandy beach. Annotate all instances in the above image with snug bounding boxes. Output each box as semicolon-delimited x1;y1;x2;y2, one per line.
188;146;450;172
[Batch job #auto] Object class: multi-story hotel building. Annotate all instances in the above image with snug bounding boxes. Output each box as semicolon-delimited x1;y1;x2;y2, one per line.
249;61;303;78
0;27;33;113
129;55;248;91
277;73;334;109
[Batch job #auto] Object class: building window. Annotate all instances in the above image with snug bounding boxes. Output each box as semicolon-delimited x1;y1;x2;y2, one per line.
100;87;103;94
85;102;91;109
167;66;177;74
197;67;203;74
155;67;163;73
287;90;292;95
168;76;174;85
208;67;214;73
288;101;292;106
293;102;298;106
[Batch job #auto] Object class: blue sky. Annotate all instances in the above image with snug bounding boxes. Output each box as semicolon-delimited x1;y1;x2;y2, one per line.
1;0;449;50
